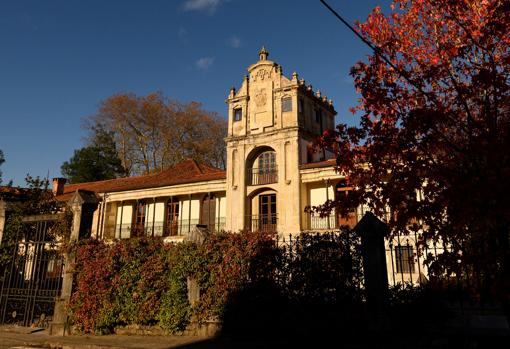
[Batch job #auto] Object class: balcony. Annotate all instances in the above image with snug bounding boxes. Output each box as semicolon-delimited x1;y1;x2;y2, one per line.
114;218;231;239
247;214;278;232
308;212;359;230
309;214;337;230
248;166;278;185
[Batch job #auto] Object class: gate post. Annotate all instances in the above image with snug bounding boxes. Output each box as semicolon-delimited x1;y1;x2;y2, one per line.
0;199;6;244
50;190;98;336
354;212;390;329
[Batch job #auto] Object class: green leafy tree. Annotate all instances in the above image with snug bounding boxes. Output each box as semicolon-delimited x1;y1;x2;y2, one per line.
61;127;126;184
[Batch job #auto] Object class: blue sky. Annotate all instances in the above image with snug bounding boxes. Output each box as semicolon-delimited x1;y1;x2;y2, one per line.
0;0;390;186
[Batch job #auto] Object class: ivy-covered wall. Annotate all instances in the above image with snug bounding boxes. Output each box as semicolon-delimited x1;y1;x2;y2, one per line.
68;231;364;335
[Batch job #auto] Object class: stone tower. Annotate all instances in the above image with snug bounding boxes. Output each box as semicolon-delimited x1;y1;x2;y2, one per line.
225;47;336;233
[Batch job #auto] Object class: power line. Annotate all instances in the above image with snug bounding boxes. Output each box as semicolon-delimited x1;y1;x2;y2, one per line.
319;0;417;90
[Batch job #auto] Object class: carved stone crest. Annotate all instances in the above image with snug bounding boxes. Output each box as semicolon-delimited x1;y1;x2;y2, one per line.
255;88;267;107
254;69;270;81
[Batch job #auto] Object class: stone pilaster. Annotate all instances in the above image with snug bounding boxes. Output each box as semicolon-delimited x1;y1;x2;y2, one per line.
50;190;98;336
0;199;6;244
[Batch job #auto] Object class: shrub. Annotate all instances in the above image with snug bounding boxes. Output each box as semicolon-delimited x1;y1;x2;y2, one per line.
68;238;168;333
68;231;364;335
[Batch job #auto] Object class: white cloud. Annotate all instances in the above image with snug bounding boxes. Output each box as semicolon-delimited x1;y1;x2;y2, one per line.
226;35;242;48
183;0;227;14
195;57;215;70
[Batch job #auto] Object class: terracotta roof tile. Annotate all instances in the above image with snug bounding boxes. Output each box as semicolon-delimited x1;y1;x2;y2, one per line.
0;186;31;200
299;159;337;170
57;159;226;198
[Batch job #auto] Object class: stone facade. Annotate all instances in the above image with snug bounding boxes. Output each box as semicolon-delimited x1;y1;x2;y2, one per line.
55;48;359;240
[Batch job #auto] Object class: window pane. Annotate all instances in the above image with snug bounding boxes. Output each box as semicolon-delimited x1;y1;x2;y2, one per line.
282;97;292;112
234;108;242;121
395;246;415;273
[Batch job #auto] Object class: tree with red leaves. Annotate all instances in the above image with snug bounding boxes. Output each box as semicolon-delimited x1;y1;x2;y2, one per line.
320;0;510;295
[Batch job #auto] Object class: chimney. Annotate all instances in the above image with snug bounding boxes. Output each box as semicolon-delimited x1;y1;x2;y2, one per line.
52;177;67;196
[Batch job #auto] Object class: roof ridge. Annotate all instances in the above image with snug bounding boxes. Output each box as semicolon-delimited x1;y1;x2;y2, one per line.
187;158;203;174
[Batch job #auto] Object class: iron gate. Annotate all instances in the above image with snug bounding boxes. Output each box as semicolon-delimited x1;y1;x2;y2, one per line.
0;214;64;327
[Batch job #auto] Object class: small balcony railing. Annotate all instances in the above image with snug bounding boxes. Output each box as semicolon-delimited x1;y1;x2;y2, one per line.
247;214;278;232
309;214;338;230
115;218;228;239
248;166;278;185
116;221;181;238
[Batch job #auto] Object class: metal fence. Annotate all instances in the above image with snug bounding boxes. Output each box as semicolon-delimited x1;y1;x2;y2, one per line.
385;231;455;287
0;214;64;327
275;229;479;295
273;231;365;300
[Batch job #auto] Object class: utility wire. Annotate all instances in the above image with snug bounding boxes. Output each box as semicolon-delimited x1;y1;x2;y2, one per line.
319;0;419;91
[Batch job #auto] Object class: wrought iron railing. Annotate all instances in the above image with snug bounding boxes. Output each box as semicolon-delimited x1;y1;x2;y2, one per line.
386;232;450;286
248;166;278;185
177;219;200;235
309;214;337;230
116;223;132;239
115;218;226;238
144;222;165;237
215;217;226;232
247;214;278;232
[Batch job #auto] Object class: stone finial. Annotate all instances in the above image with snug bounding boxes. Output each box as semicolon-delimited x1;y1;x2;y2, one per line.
299;78;305;85
316;89;322;98
328;99;333;106
292;71;298;81
307;84;313;91
322;96;328;103
259;46;269;61
229;87;236;98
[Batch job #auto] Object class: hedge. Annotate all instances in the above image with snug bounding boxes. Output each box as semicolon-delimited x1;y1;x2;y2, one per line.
68;231;363;334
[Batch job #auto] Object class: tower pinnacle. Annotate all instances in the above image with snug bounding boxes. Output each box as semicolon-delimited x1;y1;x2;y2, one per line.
259;46;269;61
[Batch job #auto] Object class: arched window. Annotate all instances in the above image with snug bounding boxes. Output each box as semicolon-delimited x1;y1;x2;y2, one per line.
249;150;277;185
258;151;276;172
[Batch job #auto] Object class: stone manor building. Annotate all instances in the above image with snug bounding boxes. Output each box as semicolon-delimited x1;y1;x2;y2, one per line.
53;48;363;240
